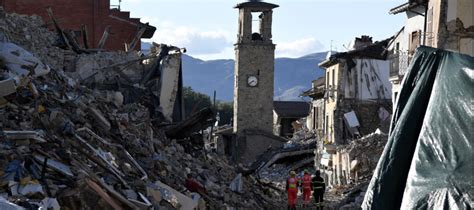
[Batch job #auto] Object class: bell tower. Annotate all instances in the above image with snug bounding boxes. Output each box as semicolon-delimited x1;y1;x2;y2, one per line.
233;0;278;134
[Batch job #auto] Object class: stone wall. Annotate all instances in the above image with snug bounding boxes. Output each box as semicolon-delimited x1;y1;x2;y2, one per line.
235;130;285;164
233;43;275;134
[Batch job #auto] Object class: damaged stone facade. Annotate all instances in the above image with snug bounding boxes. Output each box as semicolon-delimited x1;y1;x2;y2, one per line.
304;76;326;137
317;36;393;187
428;0;474;56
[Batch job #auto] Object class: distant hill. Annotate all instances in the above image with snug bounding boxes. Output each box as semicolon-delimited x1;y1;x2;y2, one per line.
142;42;326;101
181;52;326;101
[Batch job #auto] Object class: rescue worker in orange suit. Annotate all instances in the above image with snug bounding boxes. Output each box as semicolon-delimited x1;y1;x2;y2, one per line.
312;170;326;209
286;171;298;210
301;169;312;207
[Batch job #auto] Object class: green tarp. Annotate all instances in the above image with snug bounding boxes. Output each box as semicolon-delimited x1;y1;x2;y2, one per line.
362;46;474;209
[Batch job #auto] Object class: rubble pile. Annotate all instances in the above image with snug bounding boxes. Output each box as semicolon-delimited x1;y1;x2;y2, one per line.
342;128;388;181
325;129;388;209
284;129;317;149
0;10;286;209
255;140;317;191
325;182;369;210
0;10;70;71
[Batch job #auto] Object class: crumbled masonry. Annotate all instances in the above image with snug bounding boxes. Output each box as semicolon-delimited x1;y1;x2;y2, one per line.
0;10;286;209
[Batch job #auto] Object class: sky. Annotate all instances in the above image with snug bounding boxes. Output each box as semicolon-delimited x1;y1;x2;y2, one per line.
117;0;407;60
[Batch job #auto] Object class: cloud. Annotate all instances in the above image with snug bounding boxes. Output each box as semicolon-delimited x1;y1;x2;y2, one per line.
148;21;233;55
275;37;324;58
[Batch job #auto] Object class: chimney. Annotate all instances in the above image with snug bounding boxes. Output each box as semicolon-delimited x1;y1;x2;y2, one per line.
353;35;373;50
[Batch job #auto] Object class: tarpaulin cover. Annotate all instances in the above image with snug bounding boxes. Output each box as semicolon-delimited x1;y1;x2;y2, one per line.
362;46;474;209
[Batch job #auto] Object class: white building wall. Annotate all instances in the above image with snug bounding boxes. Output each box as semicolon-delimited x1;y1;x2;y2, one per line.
343;59;392;100
405;9;426;47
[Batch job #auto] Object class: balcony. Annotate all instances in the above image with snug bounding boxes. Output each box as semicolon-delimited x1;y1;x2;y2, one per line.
389;51;409;78
301;87;326;99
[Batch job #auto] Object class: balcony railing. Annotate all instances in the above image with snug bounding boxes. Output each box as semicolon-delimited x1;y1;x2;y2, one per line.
389;51;410;77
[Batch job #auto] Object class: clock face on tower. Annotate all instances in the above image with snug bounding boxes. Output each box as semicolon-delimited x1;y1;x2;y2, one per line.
247;75;258;87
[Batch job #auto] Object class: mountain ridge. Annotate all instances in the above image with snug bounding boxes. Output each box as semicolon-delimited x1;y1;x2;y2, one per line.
181;52;327;101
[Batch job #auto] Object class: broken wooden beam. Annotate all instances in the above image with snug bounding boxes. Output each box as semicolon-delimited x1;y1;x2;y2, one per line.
128;25;147;51
98;26;111;50
165;107;215;139
46;7;71;50
63;29;87;54
81;24;89;49
86;179;124;210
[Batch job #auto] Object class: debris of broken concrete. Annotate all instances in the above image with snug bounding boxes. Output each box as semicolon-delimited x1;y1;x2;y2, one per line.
323;129;388;209
0;8;286;209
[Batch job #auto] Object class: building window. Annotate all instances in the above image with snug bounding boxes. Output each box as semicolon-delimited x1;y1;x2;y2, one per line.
332;69;335;88
409;30;421;55
326;71;330;88
325;115;328;138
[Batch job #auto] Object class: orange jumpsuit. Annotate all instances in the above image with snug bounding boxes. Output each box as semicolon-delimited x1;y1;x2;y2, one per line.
302;174;312;205
287;177;298;209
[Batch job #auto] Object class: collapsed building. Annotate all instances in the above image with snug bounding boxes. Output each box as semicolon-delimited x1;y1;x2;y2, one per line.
316;36;393;187
0;7;289;209
0;0;156;51
273;101;310;138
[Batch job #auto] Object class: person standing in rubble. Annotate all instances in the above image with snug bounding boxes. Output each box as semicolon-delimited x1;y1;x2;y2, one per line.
286;171;299;210
312;170;326;209
301;169;312;207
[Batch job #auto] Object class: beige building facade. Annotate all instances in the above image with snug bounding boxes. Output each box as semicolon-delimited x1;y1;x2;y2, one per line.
427;0;473;56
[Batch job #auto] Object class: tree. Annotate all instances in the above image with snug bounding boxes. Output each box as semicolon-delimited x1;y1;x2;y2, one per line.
216;101;233;126
183;86;212;118
182;87;234;126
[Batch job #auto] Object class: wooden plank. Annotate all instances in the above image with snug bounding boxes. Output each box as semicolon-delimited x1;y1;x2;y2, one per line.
98;26;111;50
165;108;215;139
81;25;89;49
46;7;71;50
128;25;147;51
86;179;123;210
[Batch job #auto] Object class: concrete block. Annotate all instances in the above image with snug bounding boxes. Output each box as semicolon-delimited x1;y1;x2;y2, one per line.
0;78;16;97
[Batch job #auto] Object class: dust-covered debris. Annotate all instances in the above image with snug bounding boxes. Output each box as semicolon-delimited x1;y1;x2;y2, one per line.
0;9;286;209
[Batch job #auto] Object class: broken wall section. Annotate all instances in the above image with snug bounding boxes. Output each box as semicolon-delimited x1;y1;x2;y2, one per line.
333;99;391;145
66;43;185;122
429;0;474;56
343;59;392;100
0;8;72;71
